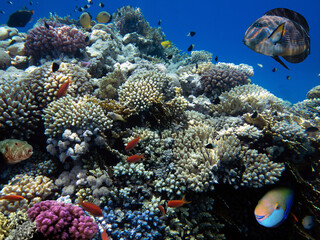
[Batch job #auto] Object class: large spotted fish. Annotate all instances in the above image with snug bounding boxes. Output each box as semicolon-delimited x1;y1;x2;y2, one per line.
243;8;310;69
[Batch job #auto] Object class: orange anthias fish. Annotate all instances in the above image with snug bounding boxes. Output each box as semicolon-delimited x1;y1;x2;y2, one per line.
167;195;191;208
0;194;25;201
125;136;141;151
101;229;110;240
79;198;103;216
243;8;310;69
57;79;71;98
127;154;145;163
158;204;166;217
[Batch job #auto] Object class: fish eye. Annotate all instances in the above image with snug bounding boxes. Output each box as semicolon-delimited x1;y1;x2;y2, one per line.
256;215;264;220
253;22;262;28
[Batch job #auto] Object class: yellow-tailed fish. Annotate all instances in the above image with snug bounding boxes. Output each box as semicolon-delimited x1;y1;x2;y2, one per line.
243;8;310;70
161;40;172;49
96;11;112;24
254;188;293;227
80;12;91;29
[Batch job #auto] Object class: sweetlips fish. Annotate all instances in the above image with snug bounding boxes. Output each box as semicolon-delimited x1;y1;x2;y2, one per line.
0;139;33;164
243;8;310;69
254;188;293;227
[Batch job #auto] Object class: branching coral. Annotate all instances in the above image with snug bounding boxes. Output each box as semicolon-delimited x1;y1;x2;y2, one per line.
25;22;87;58
0;212;12;240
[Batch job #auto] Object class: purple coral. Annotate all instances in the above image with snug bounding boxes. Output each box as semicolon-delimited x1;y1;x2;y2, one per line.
25;22;87;58
27;200;98;240
200;67;251;101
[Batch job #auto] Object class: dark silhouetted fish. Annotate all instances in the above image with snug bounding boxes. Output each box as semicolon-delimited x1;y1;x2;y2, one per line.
7;9;34;27
187;44;194;51
243;8;310;70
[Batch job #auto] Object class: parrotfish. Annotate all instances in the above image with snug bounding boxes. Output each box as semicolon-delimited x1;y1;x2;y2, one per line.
167;195;191;208
0;139;33;164
254;188;293;227
125;136;141;151
79;198;103;216
243;8;310;69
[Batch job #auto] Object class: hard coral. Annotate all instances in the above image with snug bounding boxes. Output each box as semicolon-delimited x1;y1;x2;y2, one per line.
200;66;251;101
25;22;87;58
27;200;98;240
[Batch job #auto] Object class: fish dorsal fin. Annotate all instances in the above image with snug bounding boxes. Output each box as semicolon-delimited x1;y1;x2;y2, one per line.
268;23;285;44
264;8;309;34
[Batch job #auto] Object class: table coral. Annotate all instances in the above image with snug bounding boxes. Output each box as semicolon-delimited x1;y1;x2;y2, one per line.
27;200;98;240
25;22;87;59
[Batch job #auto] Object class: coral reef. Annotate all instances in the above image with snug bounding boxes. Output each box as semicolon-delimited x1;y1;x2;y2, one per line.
27;200;98;240
25;22;87;58
200;66;251;100
0;212;12;240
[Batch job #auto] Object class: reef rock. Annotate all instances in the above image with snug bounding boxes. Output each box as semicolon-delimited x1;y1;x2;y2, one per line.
307;85;320;99
0;49;11;69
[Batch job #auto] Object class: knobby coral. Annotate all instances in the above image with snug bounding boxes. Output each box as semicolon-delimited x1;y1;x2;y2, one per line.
27;200;98;240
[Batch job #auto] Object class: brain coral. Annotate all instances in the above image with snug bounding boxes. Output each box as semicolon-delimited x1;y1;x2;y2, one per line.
25;22;87;58
118;70;168;112
200;66;251;100
43;96;113;137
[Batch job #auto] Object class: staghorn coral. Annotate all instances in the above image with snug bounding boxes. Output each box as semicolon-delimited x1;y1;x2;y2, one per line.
0;174;56;215
24;61;93;110
200;66;251;100
0;212;12;240
25;22;87;58
118;70;168;112
43;96;112;137
211;84;288;116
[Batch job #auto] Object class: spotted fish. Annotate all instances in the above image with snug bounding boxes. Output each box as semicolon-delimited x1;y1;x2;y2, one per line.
243;8;310;69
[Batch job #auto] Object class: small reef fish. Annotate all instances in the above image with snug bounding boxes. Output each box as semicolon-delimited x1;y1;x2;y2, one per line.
251;111;258;118
52;62;60;72
7;1;13;4
167;54;173;59
305;126;319;133
257;63;263;68
0;194;25;201
243;8;310;70
9;178;22;185
99;2;104;8
254;188;293;227
161;40;172;49
187;31;196;37
96;11;112;24
0;11;5;14
302;216;314;229
213;96;220;105
79;198;103;216
286;75;291;80
205;143;216;149
57;79;71;98
101;229;110;240
44;21;50;29
125;136;141;151
7;9;34;27
108;112;126;122
187;44;194;52
158;20;161;25
158;204;166;217
0;139;33;164
83;5;90;10
127;154;144;163
167;195;191;208
88;0;93;5
80;12;91;29
272;67;277;72
214;56;218;62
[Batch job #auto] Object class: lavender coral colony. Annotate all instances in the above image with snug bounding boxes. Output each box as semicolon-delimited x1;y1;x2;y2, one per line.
0;4;319;240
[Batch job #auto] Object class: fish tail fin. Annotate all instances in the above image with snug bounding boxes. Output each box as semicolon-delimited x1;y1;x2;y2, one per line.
272;56;289;70
182;195;192;204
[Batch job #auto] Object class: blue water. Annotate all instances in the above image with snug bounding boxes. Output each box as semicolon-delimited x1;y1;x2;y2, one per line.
0;0;319;103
